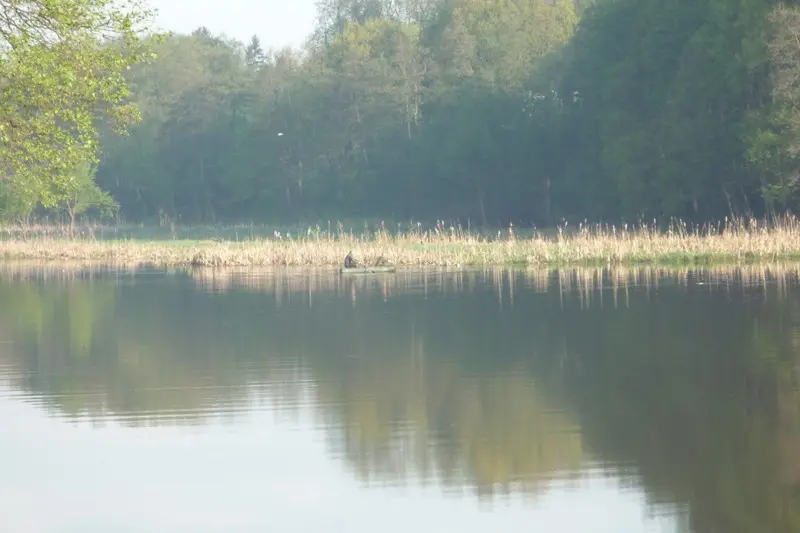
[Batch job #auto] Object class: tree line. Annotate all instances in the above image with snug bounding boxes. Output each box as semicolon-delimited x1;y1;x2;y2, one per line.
5;0;800;227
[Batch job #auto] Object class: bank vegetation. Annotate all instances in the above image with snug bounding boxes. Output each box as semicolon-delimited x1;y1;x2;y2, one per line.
3;216;800;267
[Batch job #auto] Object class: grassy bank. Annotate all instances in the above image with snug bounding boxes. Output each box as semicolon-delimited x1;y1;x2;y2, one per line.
3;217;800;267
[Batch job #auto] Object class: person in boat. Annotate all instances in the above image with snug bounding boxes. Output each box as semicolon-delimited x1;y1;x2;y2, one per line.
344;251;357;268
374;255;388;266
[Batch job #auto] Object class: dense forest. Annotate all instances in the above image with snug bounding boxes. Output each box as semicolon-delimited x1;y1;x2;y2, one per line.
6;0;800;227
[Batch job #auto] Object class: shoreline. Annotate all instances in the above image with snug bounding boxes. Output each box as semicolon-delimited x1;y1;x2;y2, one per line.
3;225;800;268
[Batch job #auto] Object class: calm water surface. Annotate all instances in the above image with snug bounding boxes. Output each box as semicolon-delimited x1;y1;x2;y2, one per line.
1;264;799;533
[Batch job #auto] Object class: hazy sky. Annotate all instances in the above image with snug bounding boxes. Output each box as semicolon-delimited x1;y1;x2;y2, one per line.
150;0;318;50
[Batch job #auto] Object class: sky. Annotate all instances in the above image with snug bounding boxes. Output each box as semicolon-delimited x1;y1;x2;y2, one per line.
149;0;319;50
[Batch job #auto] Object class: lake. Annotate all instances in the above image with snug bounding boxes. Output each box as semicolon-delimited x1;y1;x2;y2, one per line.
1;263;799;533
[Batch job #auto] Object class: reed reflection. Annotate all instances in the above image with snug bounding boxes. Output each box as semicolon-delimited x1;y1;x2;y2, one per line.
0;263;799;531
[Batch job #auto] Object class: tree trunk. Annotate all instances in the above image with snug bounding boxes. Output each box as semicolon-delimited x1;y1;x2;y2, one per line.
545;176;552;226
478;189;487;228
68;205;76;240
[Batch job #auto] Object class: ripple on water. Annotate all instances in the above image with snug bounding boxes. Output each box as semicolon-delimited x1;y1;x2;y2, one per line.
3;264;792;532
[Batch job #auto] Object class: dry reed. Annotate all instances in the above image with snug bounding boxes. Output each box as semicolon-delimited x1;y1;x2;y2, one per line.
3;216;800;267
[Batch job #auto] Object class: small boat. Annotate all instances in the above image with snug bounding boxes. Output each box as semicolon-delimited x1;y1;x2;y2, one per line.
341;251;395;274
340;265;397;274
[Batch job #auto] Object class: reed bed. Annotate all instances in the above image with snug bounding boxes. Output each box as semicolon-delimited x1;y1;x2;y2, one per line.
3;216;800;267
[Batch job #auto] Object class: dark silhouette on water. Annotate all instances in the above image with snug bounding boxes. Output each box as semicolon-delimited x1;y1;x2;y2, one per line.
343;252;394;271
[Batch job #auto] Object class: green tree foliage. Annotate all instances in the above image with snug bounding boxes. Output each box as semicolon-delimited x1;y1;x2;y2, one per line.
746;3;800;213
0;0;156;208
92;0;579;225
57;160;118;237
10;0;800;227
0;179;39;223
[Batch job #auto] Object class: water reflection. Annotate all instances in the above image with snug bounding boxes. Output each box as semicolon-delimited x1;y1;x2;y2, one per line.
1;262;800;532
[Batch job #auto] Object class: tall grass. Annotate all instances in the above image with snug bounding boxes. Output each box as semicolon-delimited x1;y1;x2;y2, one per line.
3;215;800;267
